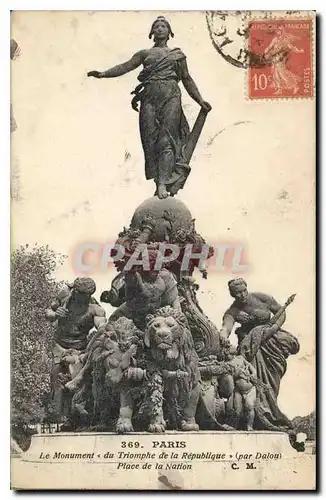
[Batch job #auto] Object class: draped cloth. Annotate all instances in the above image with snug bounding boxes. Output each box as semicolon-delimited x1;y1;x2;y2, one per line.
272;60;302;91
239;325;300;431
264;35;302;92
131;48;190;195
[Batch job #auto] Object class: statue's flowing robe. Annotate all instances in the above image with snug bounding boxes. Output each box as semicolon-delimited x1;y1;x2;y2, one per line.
265;35;302;92
239;325;300;431
131;48;190;194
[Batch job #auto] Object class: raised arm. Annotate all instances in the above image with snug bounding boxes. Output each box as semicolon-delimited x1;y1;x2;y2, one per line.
45;285;71;322
288;43;304;53
264;38;276;56
161;272;181;311
88;50;147;79
255;292;286;325
93;305;106;329
220;312;235;340
262;318;285;343
245;360;257;377
269;296;286;321
179;59;211;112
45;300;60;323
267;296;287;330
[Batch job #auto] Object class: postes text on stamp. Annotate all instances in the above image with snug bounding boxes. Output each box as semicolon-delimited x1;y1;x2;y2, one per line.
248;19;313;100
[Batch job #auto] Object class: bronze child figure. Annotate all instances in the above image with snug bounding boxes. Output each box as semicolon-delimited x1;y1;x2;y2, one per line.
224;345;257;431
88;16;212;199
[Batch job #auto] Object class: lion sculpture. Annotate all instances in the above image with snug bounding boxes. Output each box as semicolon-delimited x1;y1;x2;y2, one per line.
142;306;201;432
68;307;201;433
67;317;146;432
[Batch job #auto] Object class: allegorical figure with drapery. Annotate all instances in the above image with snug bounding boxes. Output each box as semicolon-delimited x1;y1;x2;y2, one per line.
220;278;300;431
88;16;212;199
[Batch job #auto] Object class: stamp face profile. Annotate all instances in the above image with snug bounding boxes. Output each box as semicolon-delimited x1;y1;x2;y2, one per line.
248;19;313;100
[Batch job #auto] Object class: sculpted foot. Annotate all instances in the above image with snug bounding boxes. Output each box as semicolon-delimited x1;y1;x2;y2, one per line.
148;417;166;433
181;419;199;432
116;417;134;434
157;184;169;199
148;423;166;433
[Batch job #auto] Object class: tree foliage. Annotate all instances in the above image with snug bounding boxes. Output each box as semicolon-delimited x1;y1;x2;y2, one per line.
11;244;65;437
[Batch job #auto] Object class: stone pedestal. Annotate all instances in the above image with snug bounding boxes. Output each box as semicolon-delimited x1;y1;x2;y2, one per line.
11;431;315;490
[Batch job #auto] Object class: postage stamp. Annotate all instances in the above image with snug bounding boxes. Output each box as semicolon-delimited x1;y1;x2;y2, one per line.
247;18;314;100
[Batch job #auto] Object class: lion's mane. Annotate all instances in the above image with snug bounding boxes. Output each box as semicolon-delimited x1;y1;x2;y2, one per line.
145;306;200;390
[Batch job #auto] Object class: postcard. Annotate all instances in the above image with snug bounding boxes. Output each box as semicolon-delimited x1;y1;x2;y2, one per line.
11;10;316;490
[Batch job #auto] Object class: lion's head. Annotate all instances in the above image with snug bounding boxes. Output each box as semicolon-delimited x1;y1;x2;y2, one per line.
144;307;199;386
144;307;189;359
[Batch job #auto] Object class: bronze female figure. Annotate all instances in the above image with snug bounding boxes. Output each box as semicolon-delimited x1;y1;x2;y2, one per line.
88;16;212;199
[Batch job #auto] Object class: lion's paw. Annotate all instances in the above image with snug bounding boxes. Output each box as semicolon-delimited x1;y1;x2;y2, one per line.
181;420;199;432
116;417;134;434
148;421;166;433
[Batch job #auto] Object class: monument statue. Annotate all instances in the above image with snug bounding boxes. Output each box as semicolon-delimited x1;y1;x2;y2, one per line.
45;277;106;426
109;250;181;330
101;196;219;354
43;18;300;441
220;278;299;431
223;345;258;431
87;16;212;199
221;278;292;345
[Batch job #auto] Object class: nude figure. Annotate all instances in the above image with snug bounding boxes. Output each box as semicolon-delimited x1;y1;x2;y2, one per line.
225;345;257;431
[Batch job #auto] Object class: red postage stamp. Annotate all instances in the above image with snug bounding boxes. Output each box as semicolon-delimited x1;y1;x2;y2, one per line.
248;19;313;99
